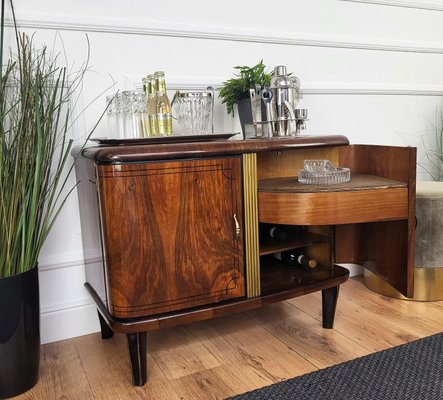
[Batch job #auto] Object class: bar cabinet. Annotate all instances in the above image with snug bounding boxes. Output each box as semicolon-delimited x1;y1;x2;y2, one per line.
75;134;416;385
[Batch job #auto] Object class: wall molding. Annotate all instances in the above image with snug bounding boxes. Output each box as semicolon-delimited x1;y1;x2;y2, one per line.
4;15;443;55
340;0;443;12
131;77;443;97
38;254;101;272
41;296;94;315
38;255;105;343
303;85;443;96
41;302;100;344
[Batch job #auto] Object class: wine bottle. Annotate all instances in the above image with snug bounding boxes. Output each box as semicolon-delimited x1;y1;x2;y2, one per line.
145;74;157;136
276;249;318;269
268;226;289;241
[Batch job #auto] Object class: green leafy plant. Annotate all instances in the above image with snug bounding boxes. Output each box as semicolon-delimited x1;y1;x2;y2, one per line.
0;0;104;277
218;60;272;116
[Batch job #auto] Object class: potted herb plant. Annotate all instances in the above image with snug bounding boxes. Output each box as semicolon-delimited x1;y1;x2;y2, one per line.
218;60;272;134
0;1;102;397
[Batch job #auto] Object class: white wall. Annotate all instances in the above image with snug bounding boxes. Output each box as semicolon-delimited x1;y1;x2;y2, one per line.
4;0;443;343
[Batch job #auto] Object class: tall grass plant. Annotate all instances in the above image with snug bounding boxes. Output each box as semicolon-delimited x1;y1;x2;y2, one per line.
0;0;103;277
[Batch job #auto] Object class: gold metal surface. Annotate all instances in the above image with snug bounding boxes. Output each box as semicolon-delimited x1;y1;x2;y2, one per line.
364;268;443;301
233;214;241;241
243;153;261;298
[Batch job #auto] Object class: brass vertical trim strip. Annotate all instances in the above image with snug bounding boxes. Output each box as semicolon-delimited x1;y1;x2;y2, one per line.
242;153;261;298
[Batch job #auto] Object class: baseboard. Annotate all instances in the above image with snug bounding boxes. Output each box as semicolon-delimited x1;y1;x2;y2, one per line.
339;263;364;277
41;302;100;344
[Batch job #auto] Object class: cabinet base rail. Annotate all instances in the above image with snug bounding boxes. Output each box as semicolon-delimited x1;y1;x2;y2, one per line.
85;265;348;386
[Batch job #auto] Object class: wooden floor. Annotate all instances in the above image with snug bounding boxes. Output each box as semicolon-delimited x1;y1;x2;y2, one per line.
17;277;443;400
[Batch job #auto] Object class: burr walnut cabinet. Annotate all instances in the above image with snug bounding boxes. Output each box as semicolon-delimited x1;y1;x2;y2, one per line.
75;135;416;386
96;157;244;319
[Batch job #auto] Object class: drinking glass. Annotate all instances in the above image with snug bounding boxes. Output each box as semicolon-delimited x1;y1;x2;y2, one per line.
105;94;119;138
122;90;147;138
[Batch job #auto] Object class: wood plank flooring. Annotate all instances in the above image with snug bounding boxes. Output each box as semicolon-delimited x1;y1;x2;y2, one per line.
16;277;443;399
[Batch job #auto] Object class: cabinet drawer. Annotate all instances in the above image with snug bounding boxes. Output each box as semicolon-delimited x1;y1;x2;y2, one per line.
258;174;408;225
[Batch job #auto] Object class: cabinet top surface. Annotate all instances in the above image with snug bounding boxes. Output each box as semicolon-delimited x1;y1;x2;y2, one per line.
80;135;350;164
259;174;408;193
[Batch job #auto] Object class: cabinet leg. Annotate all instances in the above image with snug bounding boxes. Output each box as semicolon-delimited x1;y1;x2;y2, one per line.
97;311;114;339
322;286;339;329
126;332;147;386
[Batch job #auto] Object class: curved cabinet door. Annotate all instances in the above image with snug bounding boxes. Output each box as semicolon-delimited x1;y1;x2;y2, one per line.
97;157;244;318
335;145;416;298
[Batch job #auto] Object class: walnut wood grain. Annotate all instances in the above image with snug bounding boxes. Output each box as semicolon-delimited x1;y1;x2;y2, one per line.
85;263;349;334
258;174;408;225
256;147;341;180
81;135;350;163
258;174;407;193
335;145;416;297
259;231;329;256
96;157;244;318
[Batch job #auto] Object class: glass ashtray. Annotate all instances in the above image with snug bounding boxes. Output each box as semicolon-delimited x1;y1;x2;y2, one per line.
298;159;351;185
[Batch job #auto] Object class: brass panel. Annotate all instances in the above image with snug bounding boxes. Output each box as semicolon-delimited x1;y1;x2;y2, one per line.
243;153;261;298
364;268;443;301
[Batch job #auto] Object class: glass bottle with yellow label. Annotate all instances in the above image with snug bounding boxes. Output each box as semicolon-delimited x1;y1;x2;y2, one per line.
145;74;158;136
154;71;173;136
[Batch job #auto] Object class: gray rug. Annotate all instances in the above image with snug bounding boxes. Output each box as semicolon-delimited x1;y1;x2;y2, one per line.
227;333;443;400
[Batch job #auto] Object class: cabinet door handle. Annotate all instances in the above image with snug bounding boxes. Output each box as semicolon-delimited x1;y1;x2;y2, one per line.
234;214;241;241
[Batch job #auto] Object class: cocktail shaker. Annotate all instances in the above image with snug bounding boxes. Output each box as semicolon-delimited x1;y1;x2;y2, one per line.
270;65;299;136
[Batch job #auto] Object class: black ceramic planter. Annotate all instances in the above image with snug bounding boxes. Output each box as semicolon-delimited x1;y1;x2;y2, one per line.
0;267;40;399
237;98;252;135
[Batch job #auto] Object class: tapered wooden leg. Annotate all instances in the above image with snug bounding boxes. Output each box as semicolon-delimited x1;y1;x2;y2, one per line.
126;332;147;386
322;285;339;329
97;311;114;339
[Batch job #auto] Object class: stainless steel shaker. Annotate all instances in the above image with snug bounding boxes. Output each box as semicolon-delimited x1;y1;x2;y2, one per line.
270;65;299;136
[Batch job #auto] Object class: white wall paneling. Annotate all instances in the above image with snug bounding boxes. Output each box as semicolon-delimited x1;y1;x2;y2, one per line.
4;0;443;343
6;0;443;51
38;259;104;344
340;0;443;12
5;11;443;57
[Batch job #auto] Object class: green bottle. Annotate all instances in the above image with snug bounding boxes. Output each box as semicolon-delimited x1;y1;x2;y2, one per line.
154;71;173;136
145;74;158;136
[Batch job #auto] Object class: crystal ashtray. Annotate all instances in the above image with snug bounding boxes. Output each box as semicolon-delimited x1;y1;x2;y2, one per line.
298;159;351;185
